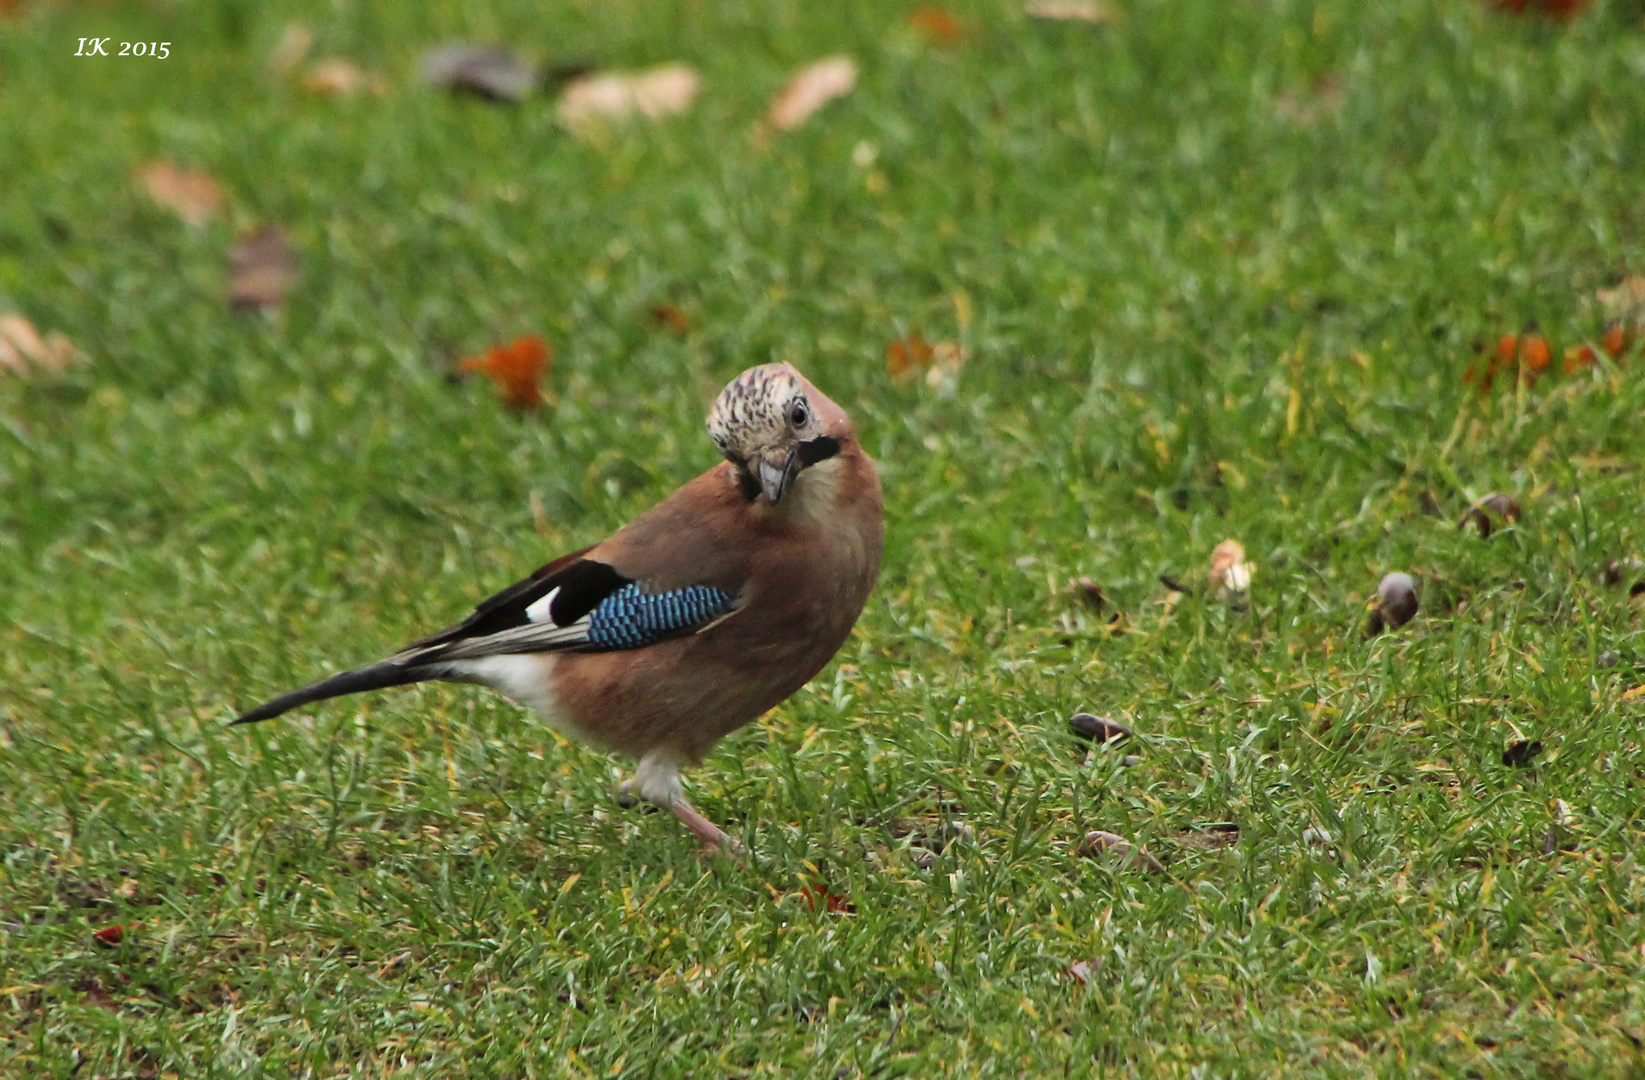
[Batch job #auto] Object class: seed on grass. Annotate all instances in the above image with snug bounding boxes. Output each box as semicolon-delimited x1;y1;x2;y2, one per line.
1459;494;1520;538
227;225;298;312
1071;577;1106;610
1368;572;1418;636
1502;739;1543;768
1069;712;1130;744
1067;958;1103;984
1208;539;1251;596
420;43;540;102
1079;830;1164;872
1603;558;1643;586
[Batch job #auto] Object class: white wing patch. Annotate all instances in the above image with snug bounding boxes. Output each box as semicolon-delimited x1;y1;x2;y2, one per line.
524;586;561;624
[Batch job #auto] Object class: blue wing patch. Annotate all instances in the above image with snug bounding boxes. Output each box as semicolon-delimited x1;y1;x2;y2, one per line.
585;584;736;651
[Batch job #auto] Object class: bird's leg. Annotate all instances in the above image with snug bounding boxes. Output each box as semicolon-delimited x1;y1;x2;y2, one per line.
634;750;742;854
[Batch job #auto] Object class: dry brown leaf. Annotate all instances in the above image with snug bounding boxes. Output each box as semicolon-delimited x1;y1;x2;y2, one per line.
268;22;314;74
303;58;385;97
908;6;965;43
228;226;298;311
650;304;692;335
767;55;857;132
420;43;539;102
886;334;964;390
134;161;224;226
1597;276;1645;327
0;314;79;377
1274;75;1343;128
460;335;552;411
1025;0;1116;23
556;64;701;130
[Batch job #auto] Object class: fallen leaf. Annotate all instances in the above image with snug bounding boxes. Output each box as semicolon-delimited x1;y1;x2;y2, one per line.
1274;75;1343;127
460;334;552;411
1301;827;1334;848
908;6;965;43
1208;539;1251;595
1596;276;1645;326
1067;958;1102;984
1078;830;1164;872
0;314;79;377
1502;739;1543;768
886;335;935;381
650;304;692;335
1025;0;1116;22
228;226;298;311
798;884;855;914
556;63;701;130
134;161;224;226
1480;0;1589;17
1069;713;1131;744
303;57;385;97
1563;344;1597;374
1602;322;1634;360
886;334;964;390
92;923;136;946
420;43;539;102
766;55;857;132
268;22;314;74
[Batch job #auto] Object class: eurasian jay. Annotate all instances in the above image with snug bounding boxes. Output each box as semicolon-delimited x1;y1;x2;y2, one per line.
233;363;883;850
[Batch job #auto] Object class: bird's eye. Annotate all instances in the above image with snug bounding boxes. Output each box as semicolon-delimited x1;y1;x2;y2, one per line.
788;402;809;428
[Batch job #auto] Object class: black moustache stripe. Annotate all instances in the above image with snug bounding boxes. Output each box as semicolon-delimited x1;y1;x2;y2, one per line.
797;436;841;466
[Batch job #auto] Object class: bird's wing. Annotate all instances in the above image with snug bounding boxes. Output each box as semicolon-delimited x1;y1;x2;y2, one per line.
398;545;739;666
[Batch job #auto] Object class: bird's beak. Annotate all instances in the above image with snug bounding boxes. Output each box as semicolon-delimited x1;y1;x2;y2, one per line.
756;447;799;503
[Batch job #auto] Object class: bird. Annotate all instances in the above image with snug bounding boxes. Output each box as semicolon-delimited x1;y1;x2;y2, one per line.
232;362;883;851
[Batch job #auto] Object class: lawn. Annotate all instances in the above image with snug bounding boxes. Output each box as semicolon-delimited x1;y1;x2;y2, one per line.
3;0;1645;1075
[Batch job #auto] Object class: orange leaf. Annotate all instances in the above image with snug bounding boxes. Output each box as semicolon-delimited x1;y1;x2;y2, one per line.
93;922;137;945
886;335;935;381
461;335;552;411
766;56;857;132
1601;323;1631;360
1519;334;1550;380
135;161;224;226
798;884;855;914
650;304;692;335
908;6;964;43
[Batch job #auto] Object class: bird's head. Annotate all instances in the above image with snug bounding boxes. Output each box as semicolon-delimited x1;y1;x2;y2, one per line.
708;362;853;504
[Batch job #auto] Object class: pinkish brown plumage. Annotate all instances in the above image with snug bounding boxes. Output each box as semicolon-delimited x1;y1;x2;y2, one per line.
233;363;882;850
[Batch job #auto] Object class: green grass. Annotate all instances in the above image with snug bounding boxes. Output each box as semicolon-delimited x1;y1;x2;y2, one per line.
4;0;1645;1075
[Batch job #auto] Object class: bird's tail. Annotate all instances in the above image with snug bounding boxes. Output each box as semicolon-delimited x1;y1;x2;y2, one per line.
230;660;429;725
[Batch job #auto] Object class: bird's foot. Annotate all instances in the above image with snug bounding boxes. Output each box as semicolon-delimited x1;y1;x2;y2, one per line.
669;797;744;856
